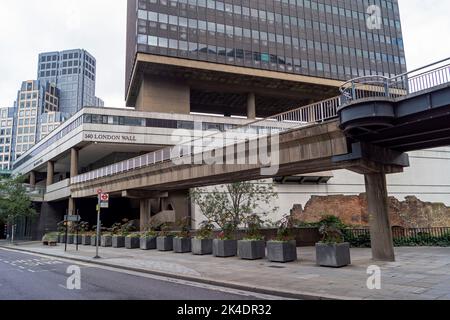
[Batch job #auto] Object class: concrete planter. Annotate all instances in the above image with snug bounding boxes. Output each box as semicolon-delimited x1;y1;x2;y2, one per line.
91;236;101;246
213;239;237;257
112;236;126;248
81;235;91;245
140;237;157;250
238;240;266;260
157;236;174;251
101;235;112;247
192;239;213;255
74;235;82;245
173;238;192;253
125;237;140;249
67;235;74;244
58;234;66;243
316;242;351;268
267;241;297;263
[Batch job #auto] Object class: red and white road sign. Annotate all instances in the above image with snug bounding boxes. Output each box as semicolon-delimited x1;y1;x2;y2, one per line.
100;193;109;202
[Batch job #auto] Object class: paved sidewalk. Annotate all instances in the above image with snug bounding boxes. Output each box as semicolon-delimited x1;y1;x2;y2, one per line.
1;242;449;300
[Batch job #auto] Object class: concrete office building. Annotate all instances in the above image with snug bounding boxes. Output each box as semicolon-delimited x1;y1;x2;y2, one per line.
0;107;15;171
37;49;103;116
126;0;406;116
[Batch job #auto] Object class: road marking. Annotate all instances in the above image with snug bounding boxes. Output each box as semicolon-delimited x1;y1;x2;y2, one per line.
0;248;291;300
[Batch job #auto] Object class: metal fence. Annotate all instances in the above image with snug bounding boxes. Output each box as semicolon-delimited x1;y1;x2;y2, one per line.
340;57;450;103
346;227;450;240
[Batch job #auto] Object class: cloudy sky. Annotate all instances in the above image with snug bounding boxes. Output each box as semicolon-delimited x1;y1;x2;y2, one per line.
0;0;449;108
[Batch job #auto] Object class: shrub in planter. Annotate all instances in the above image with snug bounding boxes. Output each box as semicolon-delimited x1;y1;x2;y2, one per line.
81;234;92;245
91;235;101;246
238;214;267;260
315;216;351;268
42;232;58;246
67;234;74;244
192;221;215;255
73;235;82;245
141;231;157;250
112;235;126;248
267;215;298;263
173;217;192;253
58;233;66;244
125;233;141;249
213;224;237;258
157;223;175;251
101;234;112;247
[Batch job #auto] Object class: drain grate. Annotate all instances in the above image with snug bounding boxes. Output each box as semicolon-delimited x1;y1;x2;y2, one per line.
268;265;287;269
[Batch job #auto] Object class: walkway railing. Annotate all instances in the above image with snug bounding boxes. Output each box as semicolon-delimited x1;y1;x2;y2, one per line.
340;57;450;104
71;96;342;185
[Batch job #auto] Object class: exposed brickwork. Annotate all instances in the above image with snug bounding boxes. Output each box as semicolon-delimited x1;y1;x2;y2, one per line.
293;194;450;228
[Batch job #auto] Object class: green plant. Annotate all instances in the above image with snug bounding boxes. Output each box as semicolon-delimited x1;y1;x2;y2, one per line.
243;214;265;241
142;230;158;238
217;222;235;240
42;232;59;242
273;215;297;242
79;221;90;234
318;215;346;244
175;216;191;238
0;175;36;225
158;222;175;237
126;233;141;238
191;181;278;240
56;221;66;234
195;221;215;240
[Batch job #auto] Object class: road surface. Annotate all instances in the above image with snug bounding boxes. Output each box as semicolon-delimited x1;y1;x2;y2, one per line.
0;248;278;300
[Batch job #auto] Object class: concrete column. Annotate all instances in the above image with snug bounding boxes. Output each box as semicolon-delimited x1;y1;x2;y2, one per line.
364;172;395;262
30;171;36;187
70;148;79;178
247;93;256;119
140;199;151;231
68;197;76;216
46;161;54;186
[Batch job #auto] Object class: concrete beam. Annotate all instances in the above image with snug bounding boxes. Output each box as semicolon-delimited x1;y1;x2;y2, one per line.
122;190;168;199
364;172;396;262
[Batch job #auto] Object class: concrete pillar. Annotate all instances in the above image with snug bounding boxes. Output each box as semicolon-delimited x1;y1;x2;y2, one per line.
140;199;151;231
135;75;190;114
247;93;256;119
30;171;36;187
68;197;76;216
70;148;79;178
364;172;396;262
46;161;54;186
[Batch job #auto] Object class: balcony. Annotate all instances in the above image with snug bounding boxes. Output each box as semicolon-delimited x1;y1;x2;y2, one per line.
44;179;71;202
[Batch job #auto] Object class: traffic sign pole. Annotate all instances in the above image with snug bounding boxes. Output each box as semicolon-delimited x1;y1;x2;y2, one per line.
94;189;102;259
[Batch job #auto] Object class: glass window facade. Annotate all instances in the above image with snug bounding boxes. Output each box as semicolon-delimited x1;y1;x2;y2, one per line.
127;0;406;89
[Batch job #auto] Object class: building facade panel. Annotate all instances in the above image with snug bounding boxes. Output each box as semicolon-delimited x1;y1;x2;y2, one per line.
126;0;406;94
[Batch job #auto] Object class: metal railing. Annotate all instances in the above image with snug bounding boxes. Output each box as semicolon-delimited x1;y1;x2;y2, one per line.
71;96;342;185
340;57;450;103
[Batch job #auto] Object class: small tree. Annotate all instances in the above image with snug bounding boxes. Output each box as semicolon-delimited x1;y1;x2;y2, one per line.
0;175;36;227
191;181;278;238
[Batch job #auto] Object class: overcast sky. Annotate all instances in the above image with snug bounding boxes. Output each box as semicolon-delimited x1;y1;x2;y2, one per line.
0;0;449;108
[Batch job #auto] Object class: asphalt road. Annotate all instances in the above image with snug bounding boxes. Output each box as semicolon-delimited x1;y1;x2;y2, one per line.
0;248;274;300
